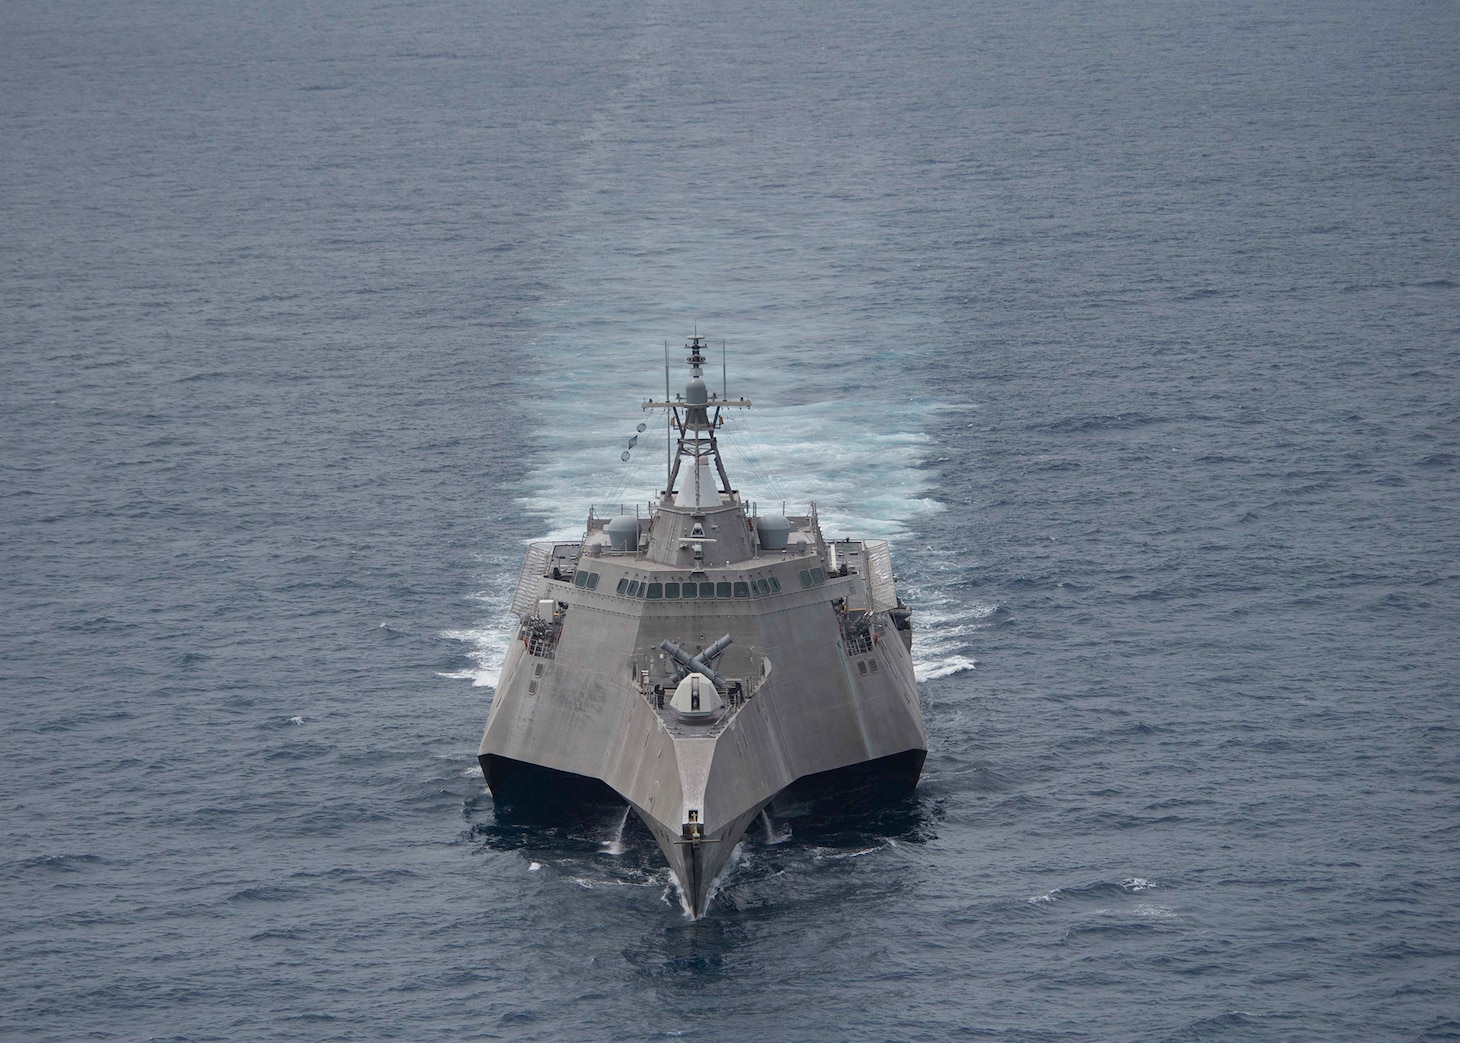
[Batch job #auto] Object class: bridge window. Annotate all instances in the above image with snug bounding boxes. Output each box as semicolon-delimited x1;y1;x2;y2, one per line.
646;583;663;600
681;582;697;600
626;580;640;597
616;578;629;595
699;582;715;599
585;572;599;590
799;569;812;588
768;576;781;594
716;581;732;598
574;571;588;587
733;581;750;598
664;582;680;599
810;567;826;585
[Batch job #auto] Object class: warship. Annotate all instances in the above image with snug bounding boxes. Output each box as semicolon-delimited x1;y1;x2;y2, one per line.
478;336;926;917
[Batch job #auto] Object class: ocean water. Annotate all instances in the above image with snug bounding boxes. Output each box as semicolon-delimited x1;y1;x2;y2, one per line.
2;0;1457;1040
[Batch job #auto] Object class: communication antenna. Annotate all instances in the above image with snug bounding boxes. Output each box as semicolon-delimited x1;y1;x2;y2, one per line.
722;340;728;402
664;341;672;492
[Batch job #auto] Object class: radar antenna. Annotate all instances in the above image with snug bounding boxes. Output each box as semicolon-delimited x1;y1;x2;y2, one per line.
643;335;751;504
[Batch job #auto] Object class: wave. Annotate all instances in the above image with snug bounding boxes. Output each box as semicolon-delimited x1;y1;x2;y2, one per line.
903;591;997;683
1027;877;1160;904
915;655;977;681
439;622;515;690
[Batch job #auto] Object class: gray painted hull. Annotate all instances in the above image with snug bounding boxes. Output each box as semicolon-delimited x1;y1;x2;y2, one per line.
479;536;926;917
477;338;927;917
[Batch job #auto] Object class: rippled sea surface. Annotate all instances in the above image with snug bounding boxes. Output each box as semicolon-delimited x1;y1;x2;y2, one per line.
3;1;1457;1040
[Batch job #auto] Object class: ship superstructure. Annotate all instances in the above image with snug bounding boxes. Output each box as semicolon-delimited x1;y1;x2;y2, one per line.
478;336;926;916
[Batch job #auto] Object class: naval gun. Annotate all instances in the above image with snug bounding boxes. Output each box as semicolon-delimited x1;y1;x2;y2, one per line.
660;634;733;691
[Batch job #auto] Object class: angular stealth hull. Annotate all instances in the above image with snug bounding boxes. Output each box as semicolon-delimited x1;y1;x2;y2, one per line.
478;336;926;917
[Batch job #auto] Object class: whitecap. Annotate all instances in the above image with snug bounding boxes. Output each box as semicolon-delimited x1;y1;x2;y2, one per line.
915;655;977;682
439;624;515;689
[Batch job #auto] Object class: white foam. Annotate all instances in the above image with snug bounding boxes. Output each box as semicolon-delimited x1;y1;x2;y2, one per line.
510;335;942;541
759;809;790;846
910;600;998;627
915;655;978;682
700;839;750;913
600;806;633;857
814;843;885;862
895;586;997;684
662;876;687;917
912;622;983;657
439;624;515;690
660;840;752;920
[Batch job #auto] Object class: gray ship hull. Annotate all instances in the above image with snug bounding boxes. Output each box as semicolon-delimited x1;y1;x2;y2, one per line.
477;337;927;917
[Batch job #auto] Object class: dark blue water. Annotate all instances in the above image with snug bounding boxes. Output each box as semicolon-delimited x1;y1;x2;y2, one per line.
3;1;1457;1039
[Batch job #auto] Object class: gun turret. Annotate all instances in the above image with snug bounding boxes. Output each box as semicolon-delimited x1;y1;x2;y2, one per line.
660;635;734;690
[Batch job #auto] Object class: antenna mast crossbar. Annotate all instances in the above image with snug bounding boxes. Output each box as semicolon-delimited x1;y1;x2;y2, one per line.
643;335;751;501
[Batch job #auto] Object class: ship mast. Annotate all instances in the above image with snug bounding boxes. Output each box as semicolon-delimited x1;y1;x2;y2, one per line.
643;335;751;505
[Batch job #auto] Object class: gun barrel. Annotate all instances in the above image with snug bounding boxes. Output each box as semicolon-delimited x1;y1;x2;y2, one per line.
701;634;734;662
660;636;733;690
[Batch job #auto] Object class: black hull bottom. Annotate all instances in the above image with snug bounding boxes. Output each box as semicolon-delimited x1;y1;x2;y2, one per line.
775;748;927;808
480;754;623;821
766;749;931;847
481;747;925;823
